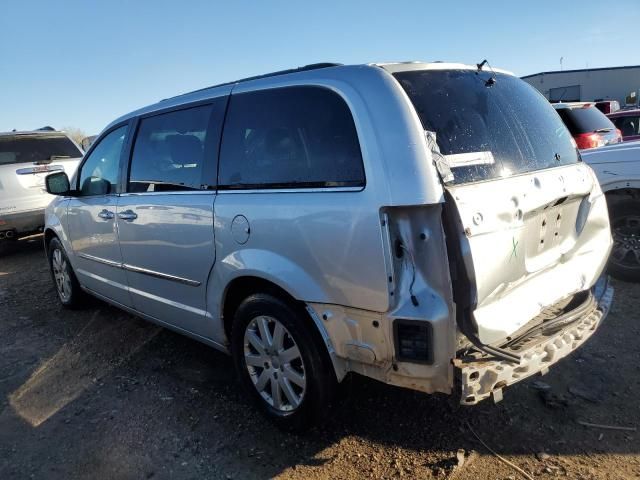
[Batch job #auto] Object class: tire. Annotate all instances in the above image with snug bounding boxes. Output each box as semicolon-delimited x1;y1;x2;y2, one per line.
230;293;336;431
47;237;86;308
607;196;640;283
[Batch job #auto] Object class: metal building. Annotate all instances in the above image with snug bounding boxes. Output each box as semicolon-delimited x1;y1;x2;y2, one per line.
522;65;640;107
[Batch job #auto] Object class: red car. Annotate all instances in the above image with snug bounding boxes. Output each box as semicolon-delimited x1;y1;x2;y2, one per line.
554;103;622;149
594;100;620;115
607;109;640;142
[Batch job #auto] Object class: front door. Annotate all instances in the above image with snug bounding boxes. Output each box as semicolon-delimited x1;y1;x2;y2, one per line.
116;101;226;339
66;125;131;305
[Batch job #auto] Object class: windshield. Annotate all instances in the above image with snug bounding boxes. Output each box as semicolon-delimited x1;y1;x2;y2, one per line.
556;106;616;134
393;69;579;185
0;135;82;165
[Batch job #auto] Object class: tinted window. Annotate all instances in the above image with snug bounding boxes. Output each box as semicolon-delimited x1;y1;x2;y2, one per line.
219;86;364;189
78;126;127;196
394;70;579;185
556;107;615;134
611;116;640;136
0;135;82;165
129;105;214;192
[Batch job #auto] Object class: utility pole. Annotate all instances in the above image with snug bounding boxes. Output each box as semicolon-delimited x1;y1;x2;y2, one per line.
560;57;563;71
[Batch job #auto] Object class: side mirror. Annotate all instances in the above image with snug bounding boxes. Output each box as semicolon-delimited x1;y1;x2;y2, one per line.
45;171;72;196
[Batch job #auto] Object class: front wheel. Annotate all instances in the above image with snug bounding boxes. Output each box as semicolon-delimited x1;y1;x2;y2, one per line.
608;196;640;283
231;293;336;431
48;237;85;307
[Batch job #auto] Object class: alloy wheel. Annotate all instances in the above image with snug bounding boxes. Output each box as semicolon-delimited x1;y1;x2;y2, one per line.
243;315;307;412
52;248;72;302
611;214;640;270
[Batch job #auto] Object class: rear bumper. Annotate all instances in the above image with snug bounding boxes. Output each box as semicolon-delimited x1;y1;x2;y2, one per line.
455;276;614;405
0;209;45;236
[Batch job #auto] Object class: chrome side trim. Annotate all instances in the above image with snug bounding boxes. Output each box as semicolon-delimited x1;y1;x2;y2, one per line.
118;190;215;197
217;186;364;194
128;284;207;315
77;252;201;287
76;268;129;291
123;263;201;286
77;252;122;268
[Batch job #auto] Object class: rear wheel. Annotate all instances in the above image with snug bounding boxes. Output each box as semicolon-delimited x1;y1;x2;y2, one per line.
608;196;640;283
230;293;336;431
48;237;85;307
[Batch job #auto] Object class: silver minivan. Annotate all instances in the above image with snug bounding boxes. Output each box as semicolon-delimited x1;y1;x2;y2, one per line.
44;62;614;429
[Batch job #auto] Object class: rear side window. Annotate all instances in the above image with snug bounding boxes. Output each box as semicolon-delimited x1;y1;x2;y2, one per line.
394;70;579;185
0;135;82;165
129;104;215;192
219;86;364;189
556;107;615;134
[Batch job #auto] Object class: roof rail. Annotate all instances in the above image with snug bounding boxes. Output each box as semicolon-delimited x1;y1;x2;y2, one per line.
162;63;343;101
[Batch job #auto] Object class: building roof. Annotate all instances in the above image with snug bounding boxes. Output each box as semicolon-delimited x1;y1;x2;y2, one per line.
522;65;640;79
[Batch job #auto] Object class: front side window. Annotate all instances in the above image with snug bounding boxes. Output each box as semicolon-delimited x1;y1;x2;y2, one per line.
78;125;127;196
129;105;214;192
219;86;364;189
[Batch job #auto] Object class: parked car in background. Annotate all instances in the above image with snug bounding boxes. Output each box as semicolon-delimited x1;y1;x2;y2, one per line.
607;109;640;143
554;103;622;149
81;135;98;152
594;100;620;115
581;141;640;282
0;128;83;241
43;62;613;429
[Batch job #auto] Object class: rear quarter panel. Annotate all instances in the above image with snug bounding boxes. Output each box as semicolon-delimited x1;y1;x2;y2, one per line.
581;142;640;192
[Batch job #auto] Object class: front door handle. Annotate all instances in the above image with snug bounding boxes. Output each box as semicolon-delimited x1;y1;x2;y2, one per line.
97;209;115;220
118;209;138;221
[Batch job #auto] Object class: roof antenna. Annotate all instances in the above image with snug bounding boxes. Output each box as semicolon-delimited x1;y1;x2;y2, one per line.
476;59;497;87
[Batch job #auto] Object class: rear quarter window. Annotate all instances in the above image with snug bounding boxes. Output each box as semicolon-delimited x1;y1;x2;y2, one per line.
218;86;365;189
393;70;579;185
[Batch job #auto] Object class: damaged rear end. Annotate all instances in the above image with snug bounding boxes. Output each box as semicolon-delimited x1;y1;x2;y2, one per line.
393;67;614;404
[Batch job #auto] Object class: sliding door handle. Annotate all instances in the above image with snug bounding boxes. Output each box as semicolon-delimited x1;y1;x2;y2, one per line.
118;209;138;221
97;209;114;220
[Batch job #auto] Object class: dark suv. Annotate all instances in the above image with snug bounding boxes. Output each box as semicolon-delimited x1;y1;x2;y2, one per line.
554;103;622;149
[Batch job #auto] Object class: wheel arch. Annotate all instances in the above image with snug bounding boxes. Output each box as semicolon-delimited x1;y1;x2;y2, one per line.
220;274;347;382
43;227;58;251
604;186;640;202
222;276;299;340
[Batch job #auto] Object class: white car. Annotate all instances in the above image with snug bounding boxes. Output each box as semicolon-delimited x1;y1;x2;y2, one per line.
581;141;640;282
0;129;83;241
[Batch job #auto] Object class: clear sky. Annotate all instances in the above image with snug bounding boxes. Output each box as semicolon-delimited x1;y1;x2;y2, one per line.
2;0;639;135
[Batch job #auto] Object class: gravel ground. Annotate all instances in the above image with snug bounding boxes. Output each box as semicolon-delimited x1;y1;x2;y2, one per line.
1;236;639;480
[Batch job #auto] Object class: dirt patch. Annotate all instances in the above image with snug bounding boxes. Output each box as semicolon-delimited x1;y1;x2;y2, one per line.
1;237;639;479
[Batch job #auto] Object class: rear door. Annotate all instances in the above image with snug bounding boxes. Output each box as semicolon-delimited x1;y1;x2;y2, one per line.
0;134;83;215
394;69;612;346
116;97;227;339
